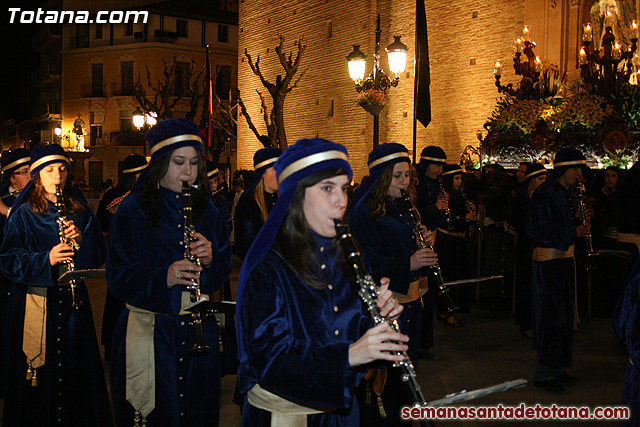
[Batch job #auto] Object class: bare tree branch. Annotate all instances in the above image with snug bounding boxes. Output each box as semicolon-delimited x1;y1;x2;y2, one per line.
238;96;263;143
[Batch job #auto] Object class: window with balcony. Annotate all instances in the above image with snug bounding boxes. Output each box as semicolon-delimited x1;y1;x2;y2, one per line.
174;61;191;97
121;61;134;95
91;63;104;97
90;125;103;145
218;24;228;43
215;65;231;98
176;19;188;38
76;24;89;48
96;23;102;39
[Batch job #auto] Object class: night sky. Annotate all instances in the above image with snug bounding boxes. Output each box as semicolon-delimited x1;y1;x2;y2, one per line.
1;2;45;122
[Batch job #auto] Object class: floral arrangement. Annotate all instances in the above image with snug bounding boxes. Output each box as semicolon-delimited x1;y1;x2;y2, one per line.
356;89;387;106
549;93;614;132
490;98;554;135
598;153;634;169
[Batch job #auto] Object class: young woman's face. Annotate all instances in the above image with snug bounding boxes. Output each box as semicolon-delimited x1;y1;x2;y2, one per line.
10;165;30;191
386;162;410;200
39;163;68;194
262;167;279;193
160;146;200;192
452;174;463;191
303;174;350;238
425;163;442;180
532;174;547;191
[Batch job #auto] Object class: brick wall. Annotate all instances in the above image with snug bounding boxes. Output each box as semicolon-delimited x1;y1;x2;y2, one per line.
238;0;557;180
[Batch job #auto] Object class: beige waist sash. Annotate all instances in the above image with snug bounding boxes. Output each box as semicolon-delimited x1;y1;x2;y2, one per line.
396;279;421;304
618;233;640;253
125;291;207;419
437;228;466;239
247;383;325;427
630;357;635;367
532;245;575;262
23;287;48;370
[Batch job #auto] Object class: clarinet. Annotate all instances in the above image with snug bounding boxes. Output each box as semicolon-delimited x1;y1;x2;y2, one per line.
399;189;458;315
334;220;434;427
577;185;598;270
182;182;211;356
55;185;84;310
459;187;482;237
437;175;452;228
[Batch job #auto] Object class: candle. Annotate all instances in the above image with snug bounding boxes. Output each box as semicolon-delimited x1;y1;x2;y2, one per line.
534;56;542;73
579;47;588;65
582;23;593;42
494;60;502;78
523;25;531;42
632;20;639;39
512;37;523;55
613;42;621;60
605;10;615;28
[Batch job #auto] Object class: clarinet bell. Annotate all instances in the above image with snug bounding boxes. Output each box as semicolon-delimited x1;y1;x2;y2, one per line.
189;313;211;357
67;282;85;311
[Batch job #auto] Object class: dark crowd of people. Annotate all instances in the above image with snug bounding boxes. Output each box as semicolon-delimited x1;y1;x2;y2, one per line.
0;118;639;426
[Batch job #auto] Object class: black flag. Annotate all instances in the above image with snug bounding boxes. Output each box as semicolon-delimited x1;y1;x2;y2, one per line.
415;0;431;127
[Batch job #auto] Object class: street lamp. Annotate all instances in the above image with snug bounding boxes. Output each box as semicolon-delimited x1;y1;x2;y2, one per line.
346;14;408;148
54;125;62;144
132;108;157;156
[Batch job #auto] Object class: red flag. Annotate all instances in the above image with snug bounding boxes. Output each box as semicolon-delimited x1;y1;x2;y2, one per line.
199;45;213;148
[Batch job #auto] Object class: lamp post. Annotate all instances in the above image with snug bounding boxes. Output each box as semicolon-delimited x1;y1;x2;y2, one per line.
346;14;407;148
132;108;157;157
54;125;62;144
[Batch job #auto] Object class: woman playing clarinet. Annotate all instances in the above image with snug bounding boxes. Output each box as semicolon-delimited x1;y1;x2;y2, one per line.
106;118;232;427
237;138;407;426
349;143;437;425
0;143;112;426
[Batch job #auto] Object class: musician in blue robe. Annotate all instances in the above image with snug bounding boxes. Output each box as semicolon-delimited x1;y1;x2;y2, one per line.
98;153;147;361
233;147;281;259
613;258;640;426
415;145;447;359
0;144;112;426
106;118;232;427
510;163;547;338
96;153;147;234
237;138;407;426
436;164;478;324
207;160;232;234
616;161;640;271
349;143;437;425
526;148;588;394
0;148;30;398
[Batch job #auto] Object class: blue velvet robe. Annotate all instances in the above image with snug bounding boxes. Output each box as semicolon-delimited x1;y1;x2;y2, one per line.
0;199;112;426
106;187;232;427
526;179;577;369
613;259;640;426
436;191;471;313
350;199;425;426
0;192;18;398
416;177;447;231
511;188;534;329
350;199;423;361
212;190;232;234
234;190;277;259
238;235;369;426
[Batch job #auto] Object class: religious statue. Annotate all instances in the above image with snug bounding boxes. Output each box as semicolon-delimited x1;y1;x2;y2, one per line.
72;114;87;151
590;0;637;50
